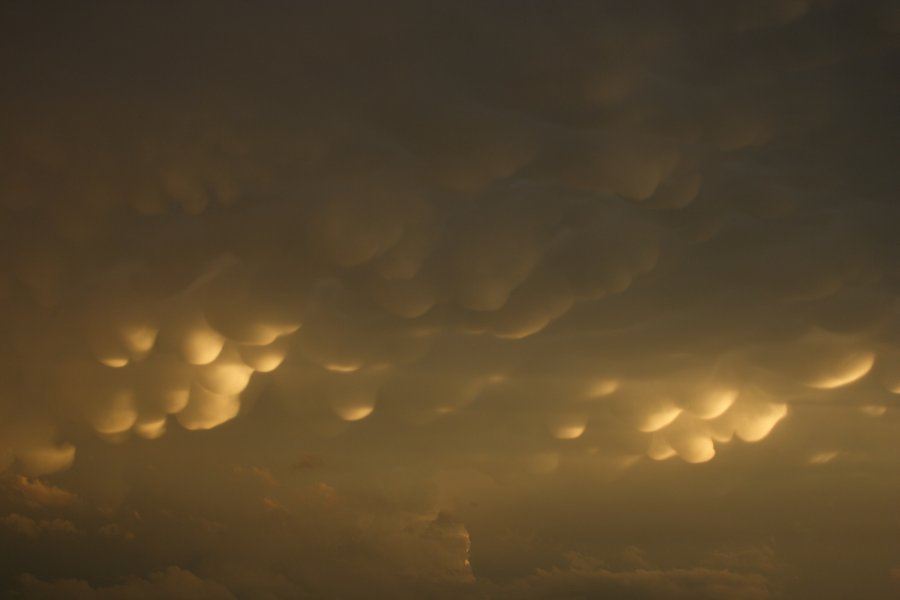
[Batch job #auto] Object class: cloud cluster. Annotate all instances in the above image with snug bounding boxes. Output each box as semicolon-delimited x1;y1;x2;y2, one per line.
0;0;897;477
1;0;899;597
482;552;774;600
16;567;236;600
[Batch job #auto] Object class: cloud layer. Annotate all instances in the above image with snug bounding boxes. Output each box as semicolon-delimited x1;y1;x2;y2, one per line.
1;1;898;598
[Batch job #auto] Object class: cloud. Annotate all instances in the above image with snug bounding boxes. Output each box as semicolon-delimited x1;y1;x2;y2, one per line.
2;513;78;538
0;0;896;477
15;567;236;600
0;1;898;598
479;551;775;600
8;476;79;509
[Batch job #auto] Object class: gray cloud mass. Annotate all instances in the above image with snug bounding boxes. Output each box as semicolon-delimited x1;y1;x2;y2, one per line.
0;1;898;598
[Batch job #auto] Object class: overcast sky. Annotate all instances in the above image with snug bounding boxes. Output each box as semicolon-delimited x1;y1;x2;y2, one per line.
1;1;899;598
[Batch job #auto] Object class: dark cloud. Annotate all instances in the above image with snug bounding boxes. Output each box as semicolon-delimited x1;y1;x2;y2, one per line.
15;567;237;600
0;0;898;598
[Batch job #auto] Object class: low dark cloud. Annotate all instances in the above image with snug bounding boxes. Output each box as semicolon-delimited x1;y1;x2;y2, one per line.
1;0;898;598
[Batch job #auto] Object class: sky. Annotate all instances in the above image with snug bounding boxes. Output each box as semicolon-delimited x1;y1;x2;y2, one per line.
0;1;899;598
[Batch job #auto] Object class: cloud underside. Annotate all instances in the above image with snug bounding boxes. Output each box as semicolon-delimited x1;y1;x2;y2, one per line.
1;0;899;598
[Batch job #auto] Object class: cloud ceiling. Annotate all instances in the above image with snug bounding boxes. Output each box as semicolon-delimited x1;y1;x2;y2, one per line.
0;1;898;598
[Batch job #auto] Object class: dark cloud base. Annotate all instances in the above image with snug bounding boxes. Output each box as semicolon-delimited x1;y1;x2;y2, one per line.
1;1;899;598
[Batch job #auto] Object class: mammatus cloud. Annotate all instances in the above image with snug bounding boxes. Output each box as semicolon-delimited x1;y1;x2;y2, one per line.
0;0;898;598
1;0;897;473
